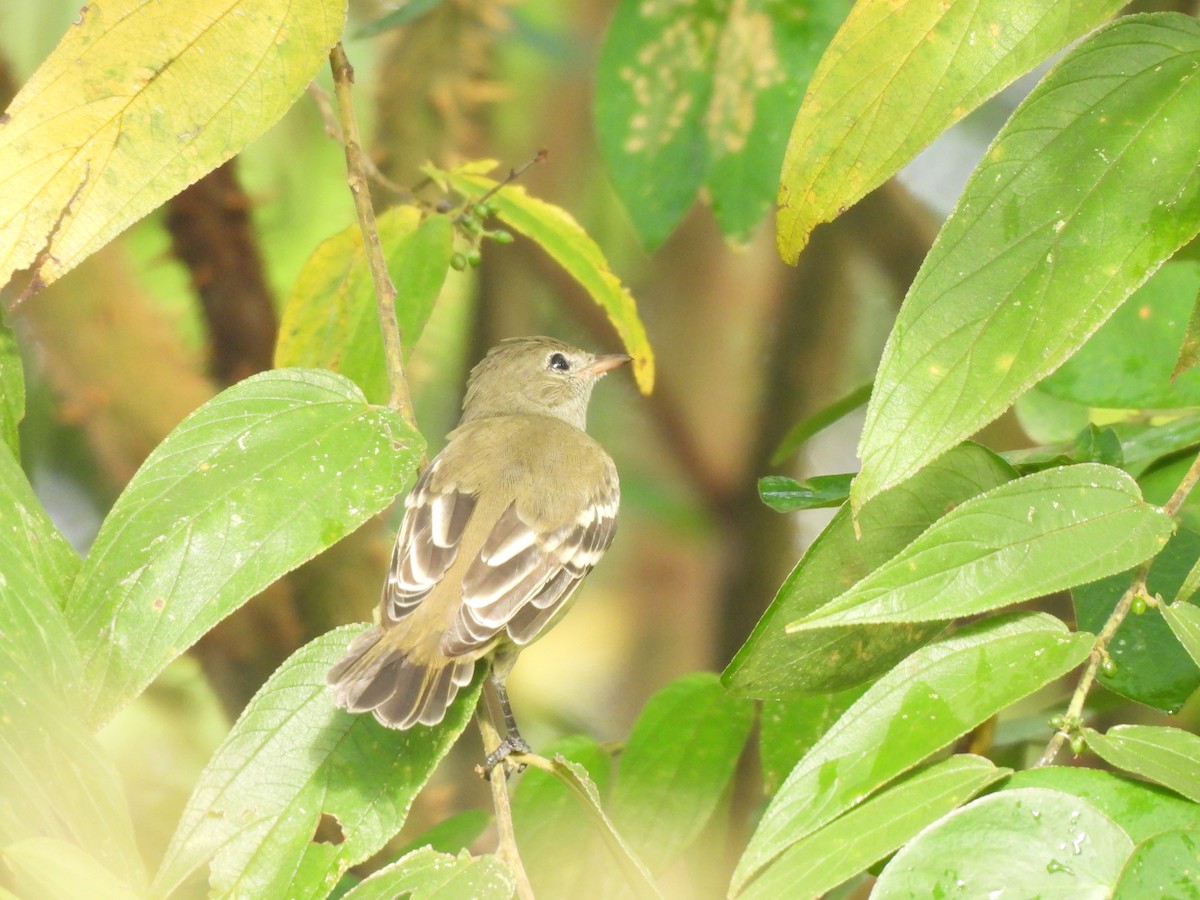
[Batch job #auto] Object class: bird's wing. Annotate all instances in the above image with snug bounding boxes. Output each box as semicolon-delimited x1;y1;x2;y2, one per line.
381;457;477;623
441;464;619;656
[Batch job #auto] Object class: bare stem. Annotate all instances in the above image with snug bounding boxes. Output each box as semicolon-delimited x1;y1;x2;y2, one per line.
327;43;416;428
475;716;536;900
1038;448;1200;767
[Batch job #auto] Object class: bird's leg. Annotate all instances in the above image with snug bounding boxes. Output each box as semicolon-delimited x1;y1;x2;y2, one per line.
483;670;531;774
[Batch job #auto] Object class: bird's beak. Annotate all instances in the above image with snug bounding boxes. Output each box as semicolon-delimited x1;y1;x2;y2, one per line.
578;353;632;378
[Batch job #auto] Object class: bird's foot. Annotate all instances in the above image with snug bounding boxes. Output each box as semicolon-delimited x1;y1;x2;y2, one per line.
481;734;532;780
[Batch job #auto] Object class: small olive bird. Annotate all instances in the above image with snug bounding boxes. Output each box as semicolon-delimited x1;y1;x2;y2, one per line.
328;336;629;766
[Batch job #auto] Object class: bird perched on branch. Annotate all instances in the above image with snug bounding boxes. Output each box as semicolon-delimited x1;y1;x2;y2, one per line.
328;336;629;769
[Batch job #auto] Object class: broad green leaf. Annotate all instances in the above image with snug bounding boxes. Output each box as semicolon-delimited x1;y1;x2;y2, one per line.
724;442;1014;697
759;686;867;796
731;612;1092;892
425;162;654;395
854;13;1200;508
757;473;851;512
0;0;347;291
339;848;514;900
1001;424;1123;475
596;0;848;247
792;464;1174;631
609;674;754;874
395;809;490;860
1040;262;1200;408
1086;725;1200;804
1114;829;1200;899
741;755;1007;900
771;381;871;465
64;368;422;727
0;837;141;900
0;321;22;455
152;627;484;899
1074;530;1200;712
512;735;613;900
1117;414;1200;479
1163;602;1200;668
871;788;1133;898
275;206;453;404
1006;767;1200;844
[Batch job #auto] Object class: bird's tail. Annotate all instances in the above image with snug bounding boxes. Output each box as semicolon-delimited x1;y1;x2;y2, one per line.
326;626;477;729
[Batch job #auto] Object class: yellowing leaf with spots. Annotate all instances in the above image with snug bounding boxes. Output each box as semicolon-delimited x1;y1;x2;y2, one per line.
0;0;346;293
777;0;1125;263
853;14;1200;509
596;0;849;247
427;162;655;395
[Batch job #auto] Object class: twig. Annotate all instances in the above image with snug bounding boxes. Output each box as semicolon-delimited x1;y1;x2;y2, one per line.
1037;448;1200;767
327;43;416;427
470;149;548;210
475;716;536;899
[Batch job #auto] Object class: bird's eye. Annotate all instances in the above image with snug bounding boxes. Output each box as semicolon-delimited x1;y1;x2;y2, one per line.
548;352;571;372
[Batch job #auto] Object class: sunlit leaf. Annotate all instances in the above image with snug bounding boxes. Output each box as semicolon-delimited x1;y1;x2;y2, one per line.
0;322;23;456
339;848;514;900
1162;602;1200;668
1040;262;1200;408
777;0;1125;262
597;0;849;247
609;674;754;874
64;368;422;727
731;613;1091;893
1113;829;1200;899
0;0;347;291
742;756;1008;900
394;810;490;860
1086;725;1200;804
0;837;142;900
854;13;1200;508
871;789;1132;898
1074;530;1200;712
724;443;1014;697
757;473;851;512
792;464;1173;631
759;687;866;796
425;166;654;394
152;627;484;899
276;205;453;404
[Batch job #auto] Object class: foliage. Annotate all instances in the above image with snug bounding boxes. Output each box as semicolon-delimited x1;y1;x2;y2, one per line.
1;0;1199;898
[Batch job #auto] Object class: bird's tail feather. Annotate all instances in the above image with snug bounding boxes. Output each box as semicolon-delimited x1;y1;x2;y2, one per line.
327;626;476;729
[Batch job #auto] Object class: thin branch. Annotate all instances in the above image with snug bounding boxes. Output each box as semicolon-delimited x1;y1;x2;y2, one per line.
475;715;536;900
1038;448;1200;767
327;43;416;427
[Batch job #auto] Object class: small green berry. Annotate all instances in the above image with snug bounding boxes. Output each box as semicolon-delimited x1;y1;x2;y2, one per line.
1131;595;1148;615
466;249;483;268
489;229;514;244
1049;714;1067;730
1069;733;1086;756
450;252;468;271
1101;656;1117;677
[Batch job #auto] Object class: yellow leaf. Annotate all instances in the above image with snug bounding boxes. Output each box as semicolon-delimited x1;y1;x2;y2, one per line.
0;0;347;291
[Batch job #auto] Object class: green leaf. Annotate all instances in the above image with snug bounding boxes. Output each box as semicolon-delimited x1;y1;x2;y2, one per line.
757;473;852;512
1163;602;1200;668
730;612;1092;892
854;13;1200;508
64;368;422;727
426;162;654;395
1001;424;1123;475
276;206;453;404
0;321;23;456
1006;767;1200;844
724;442;1014;697
0;0;348;290
596;0;849;247
777;0;1125;262
792;464;1174;631
609;673;754;874
395;809;490;860
1174;280;1200;379
1114;829;1200;899
741;756;1008;900
0;837;142;900
512;735;613;900
1074;530;1200;712
871;788;1133;898
1040;262;1200;409
339;848;514;900
152;627;484;899
1086;725;1200;804
759;687;867;796
771;381;872;465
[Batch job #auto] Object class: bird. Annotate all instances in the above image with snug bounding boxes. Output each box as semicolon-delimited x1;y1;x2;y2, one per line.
327;335;629;769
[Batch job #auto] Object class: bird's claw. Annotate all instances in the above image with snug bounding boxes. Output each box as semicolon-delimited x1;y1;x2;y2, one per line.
481;735;532;780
